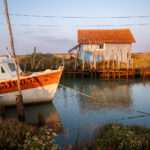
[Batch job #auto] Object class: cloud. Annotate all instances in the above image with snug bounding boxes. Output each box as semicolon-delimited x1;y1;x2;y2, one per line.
4;33;77;54
30;35;77;53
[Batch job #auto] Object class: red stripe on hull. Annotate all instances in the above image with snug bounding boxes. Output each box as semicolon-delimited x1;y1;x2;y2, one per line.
0;71;62;94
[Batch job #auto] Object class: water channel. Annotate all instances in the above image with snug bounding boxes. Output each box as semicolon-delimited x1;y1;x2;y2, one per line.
5;77;150;146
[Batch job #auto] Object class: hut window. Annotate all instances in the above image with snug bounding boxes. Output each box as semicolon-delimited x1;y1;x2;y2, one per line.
99;44;104;49
1;66;5;73
8;63;15;72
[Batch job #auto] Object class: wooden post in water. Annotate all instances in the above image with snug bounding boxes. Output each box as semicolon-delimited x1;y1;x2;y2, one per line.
16;95;25;122
0;98;5;120
4;0;25;122
38;111;45;127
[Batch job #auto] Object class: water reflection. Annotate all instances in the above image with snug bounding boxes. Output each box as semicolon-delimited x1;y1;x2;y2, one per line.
4;78;150;146
61;79;134;112
5;103;63;131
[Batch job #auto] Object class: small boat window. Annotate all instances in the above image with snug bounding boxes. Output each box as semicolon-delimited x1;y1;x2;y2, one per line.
8;63;15;72
1;66;5;73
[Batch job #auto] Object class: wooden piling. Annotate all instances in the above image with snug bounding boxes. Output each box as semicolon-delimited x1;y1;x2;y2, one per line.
4;0;22;96
131;58;134;71
4;0;25;121
107;60;110;69
38;111;45;127
0;102;5;119
117;45;120;69
93;52;97;70
74;54;77;71
112;49;115;69
91;71;93;79
16;95;25;122
102;53;105;70
82;49;85;70
127;51;130;70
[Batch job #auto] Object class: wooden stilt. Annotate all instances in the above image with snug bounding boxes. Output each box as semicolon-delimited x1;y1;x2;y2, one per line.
108;70;110;79
132;58;134;71
107;60;110;69
118;71;120;79
94;52;97;70
112;49;115;70
74;54;77;71
127;50;130;70
90;55;93;70
102;53;105;70
82;50;85;70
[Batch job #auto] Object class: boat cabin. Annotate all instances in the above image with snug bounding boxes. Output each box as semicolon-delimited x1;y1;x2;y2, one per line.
0;57;22;81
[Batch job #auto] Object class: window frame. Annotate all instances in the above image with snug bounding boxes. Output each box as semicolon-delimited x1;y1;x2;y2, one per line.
7;62;16;72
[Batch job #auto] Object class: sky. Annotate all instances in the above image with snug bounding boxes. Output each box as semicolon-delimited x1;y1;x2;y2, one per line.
0;0;150;55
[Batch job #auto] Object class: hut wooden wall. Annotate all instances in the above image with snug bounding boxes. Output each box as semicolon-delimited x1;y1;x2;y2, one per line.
80;43;132;63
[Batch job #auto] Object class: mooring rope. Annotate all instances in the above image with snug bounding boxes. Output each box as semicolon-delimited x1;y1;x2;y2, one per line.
59;84;150;117
59;84;95;100
132;109;150;116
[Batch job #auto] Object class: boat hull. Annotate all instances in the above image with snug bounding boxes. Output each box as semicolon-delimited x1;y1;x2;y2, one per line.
0;69;62;106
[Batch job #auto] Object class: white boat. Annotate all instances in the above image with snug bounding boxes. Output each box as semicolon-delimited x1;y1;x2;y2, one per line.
0;56;63;106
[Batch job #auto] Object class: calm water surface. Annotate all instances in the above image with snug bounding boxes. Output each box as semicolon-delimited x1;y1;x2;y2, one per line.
5;78;150;146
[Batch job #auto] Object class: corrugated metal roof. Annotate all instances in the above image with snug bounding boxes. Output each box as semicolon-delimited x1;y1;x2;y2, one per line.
78;29;136;44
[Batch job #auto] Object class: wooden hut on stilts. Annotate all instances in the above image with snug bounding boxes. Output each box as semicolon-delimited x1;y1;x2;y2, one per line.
69;29;136;72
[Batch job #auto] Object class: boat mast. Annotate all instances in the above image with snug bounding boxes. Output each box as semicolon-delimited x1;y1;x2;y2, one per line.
4;0;22;96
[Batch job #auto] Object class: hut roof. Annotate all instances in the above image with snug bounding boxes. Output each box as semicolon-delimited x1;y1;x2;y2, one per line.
78;29;136;44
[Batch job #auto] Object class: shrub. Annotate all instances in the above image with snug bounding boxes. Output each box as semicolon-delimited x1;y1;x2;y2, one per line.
0;119;58;150
23;127;58;150
0;118;35;149
19;53;62;72
90;123;150;150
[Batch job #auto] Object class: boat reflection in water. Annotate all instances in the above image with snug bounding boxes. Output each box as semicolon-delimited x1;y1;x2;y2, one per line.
5;103;63;131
